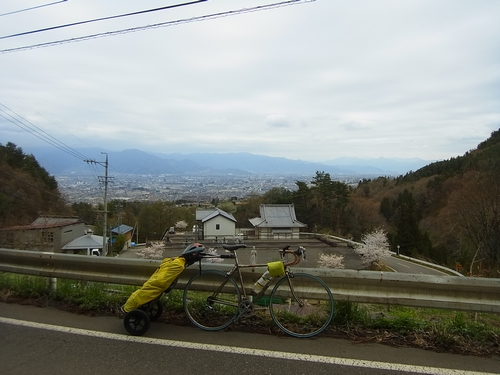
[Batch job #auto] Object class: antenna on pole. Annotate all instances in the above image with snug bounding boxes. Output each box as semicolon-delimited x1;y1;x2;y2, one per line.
85;153;111;256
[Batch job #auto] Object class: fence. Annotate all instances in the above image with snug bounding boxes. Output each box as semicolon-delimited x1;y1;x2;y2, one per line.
0;248;499;313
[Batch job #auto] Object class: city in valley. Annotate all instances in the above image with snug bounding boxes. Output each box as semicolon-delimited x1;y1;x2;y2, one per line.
56;173;363;204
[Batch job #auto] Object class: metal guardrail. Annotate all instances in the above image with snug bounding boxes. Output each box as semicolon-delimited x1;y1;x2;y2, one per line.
303;232;465;277
1;248;499;314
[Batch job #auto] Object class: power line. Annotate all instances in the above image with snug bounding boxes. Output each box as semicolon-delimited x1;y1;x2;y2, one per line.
0;0;208;40
0;169;69;203
0;0;316;54
0;86;104;158
0;103;89;160
0;102;102;183
0;0;67;17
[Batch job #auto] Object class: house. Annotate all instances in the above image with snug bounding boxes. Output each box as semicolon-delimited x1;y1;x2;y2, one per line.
249;204;307;240
62;229;104;256
195;208;237;241
110;224;135;248
0;216;85;252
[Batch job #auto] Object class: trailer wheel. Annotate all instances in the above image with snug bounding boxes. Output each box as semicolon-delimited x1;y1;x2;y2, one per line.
124;309;150;336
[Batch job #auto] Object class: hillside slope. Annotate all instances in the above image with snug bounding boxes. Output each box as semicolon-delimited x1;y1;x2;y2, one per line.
0;142;69;227
353;129;500;276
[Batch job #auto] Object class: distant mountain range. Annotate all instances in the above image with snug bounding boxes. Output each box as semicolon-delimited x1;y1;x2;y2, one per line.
27;147;432;177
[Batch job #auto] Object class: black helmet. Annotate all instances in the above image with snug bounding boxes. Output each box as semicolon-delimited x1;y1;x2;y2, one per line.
182;243;205;265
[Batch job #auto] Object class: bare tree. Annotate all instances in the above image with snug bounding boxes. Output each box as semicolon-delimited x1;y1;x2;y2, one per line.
447;169;500;275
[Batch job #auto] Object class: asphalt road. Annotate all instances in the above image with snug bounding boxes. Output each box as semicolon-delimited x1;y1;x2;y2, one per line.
121;237;451;275
1;302;499;375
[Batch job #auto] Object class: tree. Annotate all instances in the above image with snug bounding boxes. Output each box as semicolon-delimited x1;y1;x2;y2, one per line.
354;228;391;267
310;171;350;233
233;193;263;227
446;168;500;275
292;181;313;227
137;202;170;241
138;241;165;259
71;202;97;225
391;189;430;257
262;187;292;204
111;234;127;254
175;220;188;230
0;142;69;227
317;253;345;269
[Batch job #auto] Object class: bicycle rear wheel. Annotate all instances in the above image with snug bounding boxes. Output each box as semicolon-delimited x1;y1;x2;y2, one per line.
183;270;241;331
269;273;334;338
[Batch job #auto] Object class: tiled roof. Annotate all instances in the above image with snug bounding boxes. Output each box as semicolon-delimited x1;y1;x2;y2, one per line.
249;204;307;228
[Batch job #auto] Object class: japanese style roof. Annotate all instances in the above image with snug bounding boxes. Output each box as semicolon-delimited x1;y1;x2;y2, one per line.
249;204;307;228
196;208;236;223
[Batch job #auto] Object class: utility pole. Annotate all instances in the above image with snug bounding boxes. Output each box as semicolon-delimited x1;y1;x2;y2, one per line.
85;152;111;256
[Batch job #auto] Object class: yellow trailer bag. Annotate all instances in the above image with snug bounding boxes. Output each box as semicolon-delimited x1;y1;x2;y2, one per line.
123;256;186;312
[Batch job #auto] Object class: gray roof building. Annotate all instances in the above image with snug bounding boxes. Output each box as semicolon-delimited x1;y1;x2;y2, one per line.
62;229;104;252
195;208;237;241
249;204;306;240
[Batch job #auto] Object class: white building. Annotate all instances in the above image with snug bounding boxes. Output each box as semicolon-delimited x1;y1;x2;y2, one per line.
195;208;237;241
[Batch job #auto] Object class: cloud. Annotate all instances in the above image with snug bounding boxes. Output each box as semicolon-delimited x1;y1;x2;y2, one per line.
0;0;499;163
264;114;292;129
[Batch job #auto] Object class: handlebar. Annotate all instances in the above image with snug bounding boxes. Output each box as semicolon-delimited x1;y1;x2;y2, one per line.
280;245;306;267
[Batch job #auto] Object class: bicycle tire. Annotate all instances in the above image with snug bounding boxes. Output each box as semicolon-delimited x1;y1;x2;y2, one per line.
183;270;241;331
269;273;334;338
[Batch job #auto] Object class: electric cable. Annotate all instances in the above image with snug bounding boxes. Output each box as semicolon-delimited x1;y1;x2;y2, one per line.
0;169;69;203
0;0;208;40
0;103;103;184
0;0;68;17
0;0;316;54
0;103;89;160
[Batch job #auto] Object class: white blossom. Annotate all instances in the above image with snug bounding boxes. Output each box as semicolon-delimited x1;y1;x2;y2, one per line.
204;247;224;263
354;228;391;265
317;253;345;269
175;220;188;230
138;241;165;259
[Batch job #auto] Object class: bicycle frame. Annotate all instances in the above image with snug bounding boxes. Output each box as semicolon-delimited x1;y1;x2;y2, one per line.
185;244;334;337
197;245;304;309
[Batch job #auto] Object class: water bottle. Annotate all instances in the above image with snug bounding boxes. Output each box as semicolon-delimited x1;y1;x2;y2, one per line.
253;270;272;293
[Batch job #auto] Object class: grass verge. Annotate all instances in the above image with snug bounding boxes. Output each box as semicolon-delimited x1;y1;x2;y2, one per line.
0;272;498;357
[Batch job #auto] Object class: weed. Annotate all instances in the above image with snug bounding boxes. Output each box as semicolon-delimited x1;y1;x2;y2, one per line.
1;272;499;356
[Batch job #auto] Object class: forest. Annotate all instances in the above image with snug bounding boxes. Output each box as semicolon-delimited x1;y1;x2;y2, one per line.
1;129;499;276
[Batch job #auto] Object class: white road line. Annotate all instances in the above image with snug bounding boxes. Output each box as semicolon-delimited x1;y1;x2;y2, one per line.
0;317;496;375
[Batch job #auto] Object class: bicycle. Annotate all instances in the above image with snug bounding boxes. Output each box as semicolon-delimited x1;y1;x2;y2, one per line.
183;244;334;338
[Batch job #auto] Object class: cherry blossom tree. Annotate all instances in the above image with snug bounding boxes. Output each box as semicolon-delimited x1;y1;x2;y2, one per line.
317;253;345;269
138;241;165;259
354;228;391;266
175;220;188;230
204;247;224;263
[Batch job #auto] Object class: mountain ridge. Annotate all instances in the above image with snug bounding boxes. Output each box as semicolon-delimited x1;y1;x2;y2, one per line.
25;146;432;177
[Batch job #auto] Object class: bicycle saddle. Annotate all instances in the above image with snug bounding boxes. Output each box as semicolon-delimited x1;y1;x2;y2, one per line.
222;244;247;251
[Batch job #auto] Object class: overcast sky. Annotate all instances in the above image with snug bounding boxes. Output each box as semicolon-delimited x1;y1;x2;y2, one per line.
1;0;499;163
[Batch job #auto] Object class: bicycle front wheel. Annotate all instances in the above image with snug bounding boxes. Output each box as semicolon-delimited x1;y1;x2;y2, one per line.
269;273;334;338
183;270;241;331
